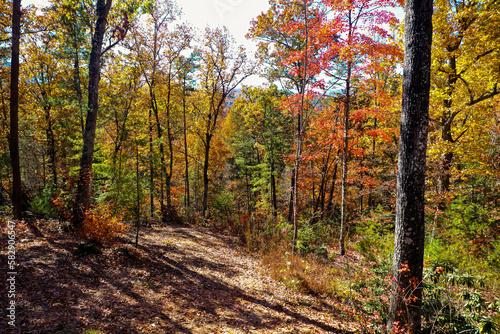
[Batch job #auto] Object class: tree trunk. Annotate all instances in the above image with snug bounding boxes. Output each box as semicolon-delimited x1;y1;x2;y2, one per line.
270;160;277;217
325;162;338;219
287;172;296;222
182;76;190;219
245;171;251;215
135;132;141;219
339;9;353;256
73;0;112;225
369;119;377;209
165;72;174;208
387;0;433;331
291;0;309;252
9;0;22;220
315;144;333;216
43;104;57;186
202;134;211;217
151;92;167;216
149;108;155;217
73;40;85;136
339;58;352;256
438;115;453;210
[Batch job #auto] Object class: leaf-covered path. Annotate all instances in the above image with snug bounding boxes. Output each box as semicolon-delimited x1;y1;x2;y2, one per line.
1;223;356;333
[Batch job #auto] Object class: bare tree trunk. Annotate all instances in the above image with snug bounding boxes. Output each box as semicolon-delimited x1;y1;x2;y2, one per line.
150;92;167;216
9;0;22;220
438;114;453;211
387;0;433;331
73;0;112;225
287;172;296;222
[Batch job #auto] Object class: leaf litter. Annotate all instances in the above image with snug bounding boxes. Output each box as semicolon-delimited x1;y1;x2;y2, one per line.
0;219;357;333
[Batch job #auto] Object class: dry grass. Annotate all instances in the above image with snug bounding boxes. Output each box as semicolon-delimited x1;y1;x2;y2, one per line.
260;236;363;301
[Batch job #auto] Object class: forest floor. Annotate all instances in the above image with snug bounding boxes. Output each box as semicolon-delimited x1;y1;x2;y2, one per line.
1;219;357;333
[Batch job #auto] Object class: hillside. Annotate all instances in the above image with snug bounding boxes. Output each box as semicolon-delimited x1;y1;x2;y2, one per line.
0;219;357;333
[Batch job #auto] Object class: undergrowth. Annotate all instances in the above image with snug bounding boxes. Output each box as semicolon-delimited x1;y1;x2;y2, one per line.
79;204;125;244
243;206;500;333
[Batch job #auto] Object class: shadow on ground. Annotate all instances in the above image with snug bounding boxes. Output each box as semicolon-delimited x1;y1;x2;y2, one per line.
0;224;353;333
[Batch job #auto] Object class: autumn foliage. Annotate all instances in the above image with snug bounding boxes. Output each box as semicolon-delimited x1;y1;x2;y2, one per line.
0;0;499;332
79;204;125;244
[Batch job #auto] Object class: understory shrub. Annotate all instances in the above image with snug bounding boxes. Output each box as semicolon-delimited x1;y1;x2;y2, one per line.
161;203;184;225
79;204;125;244
31;184;57;216
295;222;330;258
421;261;499;333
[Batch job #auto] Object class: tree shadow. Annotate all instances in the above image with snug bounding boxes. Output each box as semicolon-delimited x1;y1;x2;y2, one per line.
0;225;353;333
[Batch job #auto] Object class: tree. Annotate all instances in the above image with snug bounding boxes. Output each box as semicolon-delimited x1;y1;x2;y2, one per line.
251;0;400;253
177;53;197;219
225;86;292;218
23;9;62;188
193;26;254;217
128;0;190;220
10;0;22;219
387;0;433;331
248;0;328;226
56;0;94;136
73;0;134;224
323;0;401;255
429;0;500;212
73;0;113;225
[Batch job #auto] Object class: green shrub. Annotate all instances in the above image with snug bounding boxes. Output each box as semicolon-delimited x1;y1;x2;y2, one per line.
295;223;330;258
31;184;57;216
354;206;394;262
421;261;499;333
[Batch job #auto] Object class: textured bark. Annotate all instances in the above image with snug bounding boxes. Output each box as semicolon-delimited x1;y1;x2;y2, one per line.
73;0;112;225
10;0;22;220
387;0;433;332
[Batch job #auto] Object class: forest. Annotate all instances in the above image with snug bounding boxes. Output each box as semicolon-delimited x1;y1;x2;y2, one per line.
1;0;499;333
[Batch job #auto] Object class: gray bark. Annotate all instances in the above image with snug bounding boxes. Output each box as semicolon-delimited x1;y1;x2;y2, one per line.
387;0;433;332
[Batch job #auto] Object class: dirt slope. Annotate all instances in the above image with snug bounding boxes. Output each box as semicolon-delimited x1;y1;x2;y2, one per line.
1;222;356;333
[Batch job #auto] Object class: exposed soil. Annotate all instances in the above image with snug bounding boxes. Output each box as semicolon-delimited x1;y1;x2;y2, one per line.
1;220;357;333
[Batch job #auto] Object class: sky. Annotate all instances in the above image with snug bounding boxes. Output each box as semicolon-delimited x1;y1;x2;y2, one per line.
22;0;404;87
24;0;271;85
